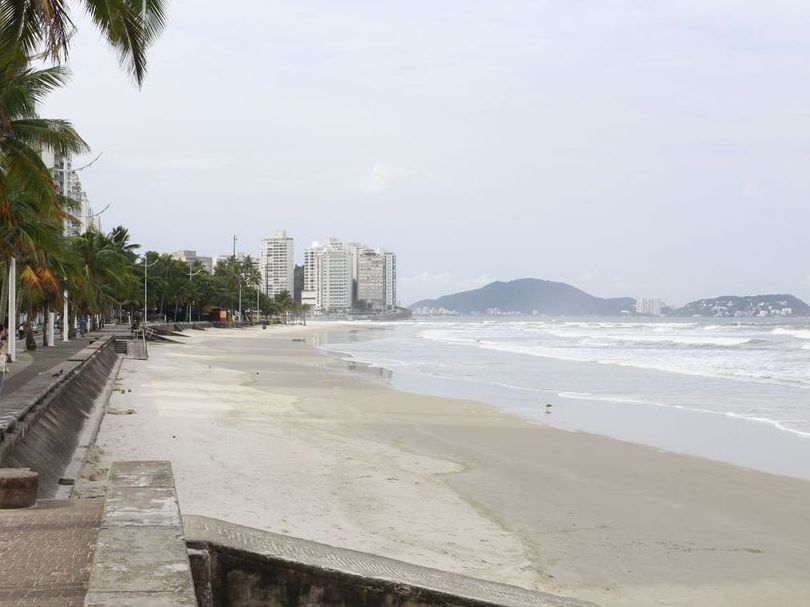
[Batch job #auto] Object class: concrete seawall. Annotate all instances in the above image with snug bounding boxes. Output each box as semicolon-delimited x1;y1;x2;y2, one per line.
0;337;120;498
184;516;599;607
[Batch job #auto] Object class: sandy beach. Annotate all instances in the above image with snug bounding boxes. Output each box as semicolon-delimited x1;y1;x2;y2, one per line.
81;325;810;607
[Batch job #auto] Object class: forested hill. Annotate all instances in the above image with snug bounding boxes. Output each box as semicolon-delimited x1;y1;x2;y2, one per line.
409;278;636;315
674;294;810;317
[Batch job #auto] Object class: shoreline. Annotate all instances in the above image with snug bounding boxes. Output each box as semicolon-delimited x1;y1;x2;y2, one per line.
314;321;810;481
81;324;810;607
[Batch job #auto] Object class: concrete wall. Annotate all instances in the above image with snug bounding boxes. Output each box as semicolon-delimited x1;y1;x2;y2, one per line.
0;338;119;498
185;516;599;607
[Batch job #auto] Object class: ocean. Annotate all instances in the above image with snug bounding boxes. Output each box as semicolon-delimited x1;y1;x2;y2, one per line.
316;317;810;480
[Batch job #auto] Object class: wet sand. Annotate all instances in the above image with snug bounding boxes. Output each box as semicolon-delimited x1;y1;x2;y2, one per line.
83;325;810;607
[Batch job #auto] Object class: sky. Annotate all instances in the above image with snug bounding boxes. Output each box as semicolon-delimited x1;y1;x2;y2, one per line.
40;0;810;306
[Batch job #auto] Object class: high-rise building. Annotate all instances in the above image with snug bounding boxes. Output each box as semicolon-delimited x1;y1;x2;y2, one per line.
259;230;294;298
302;239;351;313
635;298;662;316
41;148;99;236
383;250;397;309
356;250;385;309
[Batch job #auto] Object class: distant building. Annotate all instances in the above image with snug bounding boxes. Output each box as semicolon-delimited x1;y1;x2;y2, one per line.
383;250;397;310
259;230;294;298
636;298;662;316
355;248;397;311
356;250;385;309
302;239;351;313
212;252;246;270
171;250;213;274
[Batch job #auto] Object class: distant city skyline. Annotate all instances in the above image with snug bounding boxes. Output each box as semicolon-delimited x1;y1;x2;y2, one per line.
41;1;810;306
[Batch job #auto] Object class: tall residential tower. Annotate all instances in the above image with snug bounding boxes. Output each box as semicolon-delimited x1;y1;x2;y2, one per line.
259;230;294;298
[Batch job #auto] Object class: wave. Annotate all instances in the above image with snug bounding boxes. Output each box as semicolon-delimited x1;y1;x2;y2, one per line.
723;412;810;438
772;328;810;340
580;335;757;347
557;392;810;438
419;332;810;389
557;391;663;406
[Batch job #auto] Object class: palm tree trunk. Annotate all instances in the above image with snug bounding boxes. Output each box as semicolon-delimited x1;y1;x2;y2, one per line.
25;308;36;351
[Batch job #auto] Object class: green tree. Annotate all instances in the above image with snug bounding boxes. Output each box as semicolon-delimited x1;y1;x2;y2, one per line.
273;289;294;324
69;228;136;325
0;0;167;86
0;58;87;328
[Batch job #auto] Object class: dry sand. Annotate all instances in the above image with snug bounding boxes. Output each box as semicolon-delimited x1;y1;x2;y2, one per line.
82;325;810;607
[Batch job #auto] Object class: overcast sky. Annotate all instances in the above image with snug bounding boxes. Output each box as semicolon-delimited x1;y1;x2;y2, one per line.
41;0;810;306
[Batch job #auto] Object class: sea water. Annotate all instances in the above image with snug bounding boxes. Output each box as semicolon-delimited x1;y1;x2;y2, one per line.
316;317;810;480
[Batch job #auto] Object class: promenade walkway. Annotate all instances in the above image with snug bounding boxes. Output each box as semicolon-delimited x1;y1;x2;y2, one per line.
0;499;103;607
2;331;108;399
0;327;124;607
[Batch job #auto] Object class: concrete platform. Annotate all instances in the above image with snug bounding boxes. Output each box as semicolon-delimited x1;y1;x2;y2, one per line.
84;461;197;606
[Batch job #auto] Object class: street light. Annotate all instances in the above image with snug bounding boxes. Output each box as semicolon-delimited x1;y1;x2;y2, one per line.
232;234;242;322
140;254;159;323
187;264;205;322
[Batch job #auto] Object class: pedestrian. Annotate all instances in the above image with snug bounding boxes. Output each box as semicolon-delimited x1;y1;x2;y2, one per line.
17;322;24;340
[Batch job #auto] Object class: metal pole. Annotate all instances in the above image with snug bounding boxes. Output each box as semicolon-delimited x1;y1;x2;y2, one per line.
144;257;148;322
63;289;69;340
8;257;16;362
232;234;238;321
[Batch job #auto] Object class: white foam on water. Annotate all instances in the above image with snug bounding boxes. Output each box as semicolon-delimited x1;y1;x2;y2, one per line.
326;317;810;442
772;327;810;339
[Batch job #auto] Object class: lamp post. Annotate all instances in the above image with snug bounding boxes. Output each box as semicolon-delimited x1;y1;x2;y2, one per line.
63;287;69;341
187;264;204;322
232;234;242;322
141;254;159;323
7;257;16;362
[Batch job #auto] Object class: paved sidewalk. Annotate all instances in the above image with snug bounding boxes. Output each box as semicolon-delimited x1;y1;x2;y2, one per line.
0;499;103;607
2;331;113;399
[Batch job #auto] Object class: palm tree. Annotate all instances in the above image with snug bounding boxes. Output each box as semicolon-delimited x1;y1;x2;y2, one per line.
0;0;167;86
18;251;62;349
0;56;88;326
241;254;261;321
69;228;135;327
274;290;294;324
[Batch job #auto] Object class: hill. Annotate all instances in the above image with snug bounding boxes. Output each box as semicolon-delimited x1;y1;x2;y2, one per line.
674;294;810;317
409;278;636;315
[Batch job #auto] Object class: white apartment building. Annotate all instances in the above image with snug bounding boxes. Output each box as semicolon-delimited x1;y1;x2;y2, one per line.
259;230;294;298
636;298;662;316
41;148;99;236
302;239;351;313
